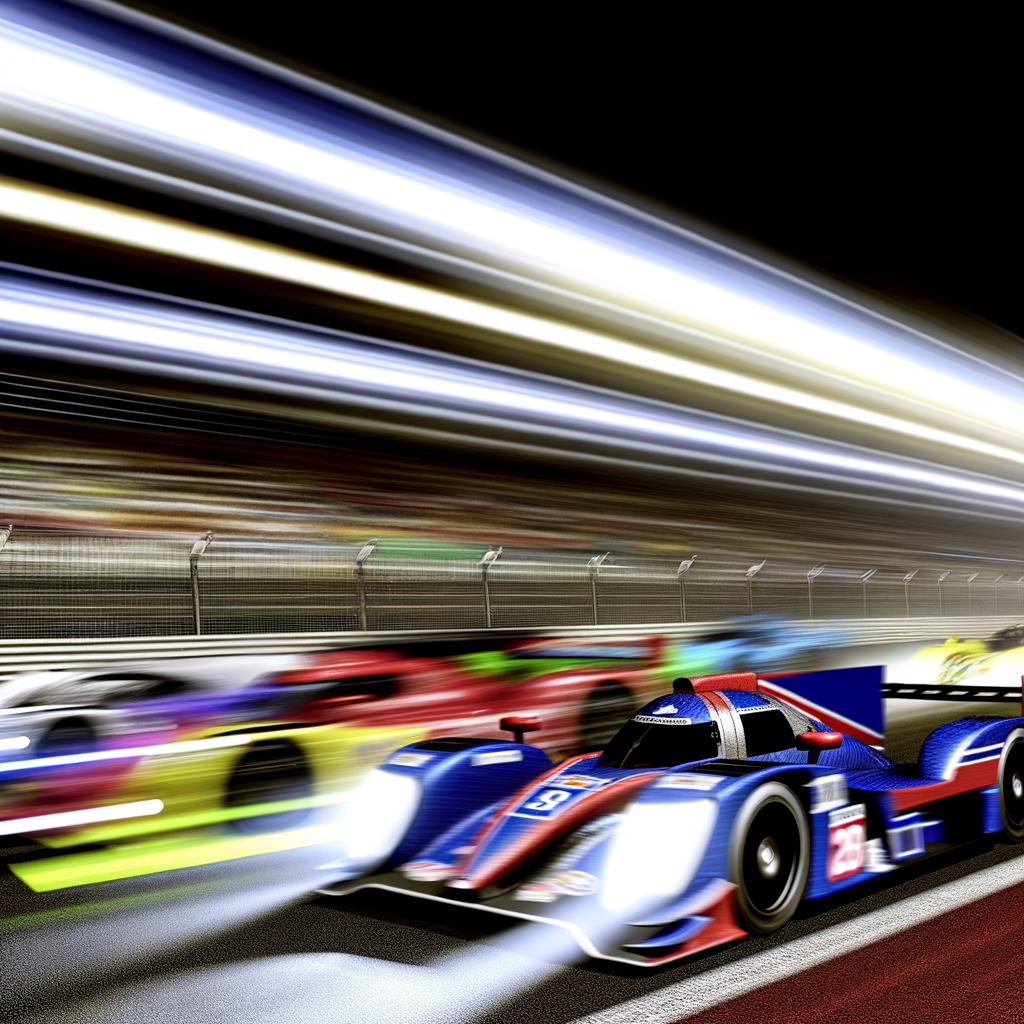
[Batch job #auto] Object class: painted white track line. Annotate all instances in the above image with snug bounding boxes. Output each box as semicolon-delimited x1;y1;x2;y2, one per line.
569;852;1024;1024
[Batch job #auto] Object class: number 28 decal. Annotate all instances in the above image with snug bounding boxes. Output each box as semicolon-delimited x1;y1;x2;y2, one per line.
827;804;866;881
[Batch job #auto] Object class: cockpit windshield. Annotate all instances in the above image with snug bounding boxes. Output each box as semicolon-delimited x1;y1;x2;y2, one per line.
598;718;719;769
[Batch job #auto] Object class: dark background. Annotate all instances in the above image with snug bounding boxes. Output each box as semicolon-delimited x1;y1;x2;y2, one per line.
129;3;1020;341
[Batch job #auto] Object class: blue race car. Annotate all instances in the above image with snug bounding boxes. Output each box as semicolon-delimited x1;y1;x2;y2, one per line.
318;666;1024;966
662;615;848;678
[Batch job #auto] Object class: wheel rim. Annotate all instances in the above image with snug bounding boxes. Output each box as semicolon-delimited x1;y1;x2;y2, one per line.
1002;739;1024;831
742;802;799;914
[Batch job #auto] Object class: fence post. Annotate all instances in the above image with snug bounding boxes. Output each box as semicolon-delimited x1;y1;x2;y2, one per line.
677;556;697;622
993;574;1005;617
355;540;377;632
807;564;825;619
588;553;610;626
189;532;213;635
1017;575;1024;616
938;571;949;615
479;547;502;628
967;573;979;615
745;560;765;615
861;569;877;617
902;570;918;617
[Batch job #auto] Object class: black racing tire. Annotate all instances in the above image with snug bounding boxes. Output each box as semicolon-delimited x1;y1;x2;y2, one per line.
224;739;313;834
998;728;1024;842
36;718;95;756
728;782;810;933
579;683;639;752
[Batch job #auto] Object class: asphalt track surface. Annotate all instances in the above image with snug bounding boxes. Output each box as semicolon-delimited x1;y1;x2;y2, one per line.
4;700;1024;1024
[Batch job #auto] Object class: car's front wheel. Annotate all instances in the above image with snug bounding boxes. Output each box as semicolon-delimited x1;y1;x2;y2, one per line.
728;782;809;933
998;728;1024;842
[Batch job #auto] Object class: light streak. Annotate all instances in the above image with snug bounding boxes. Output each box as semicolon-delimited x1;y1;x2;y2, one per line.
6;270;1024;515
0;798;163;836
3;177;1024;476
0;733;249;774
3;10;1024;447
0;734;31;750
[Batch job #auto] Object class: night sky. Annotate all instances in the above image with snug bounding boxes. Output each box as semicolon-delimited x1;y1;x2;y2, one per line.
134;3;1020;342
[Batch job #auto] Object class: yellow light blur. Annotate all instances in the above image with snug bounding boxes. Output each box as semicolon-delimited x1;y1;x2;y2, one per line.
4;176;1024;470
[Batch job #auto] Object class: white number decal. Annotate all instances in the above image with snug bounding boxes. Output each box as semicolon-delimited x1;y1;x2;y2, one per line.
524;789;572;812
827;805;866;881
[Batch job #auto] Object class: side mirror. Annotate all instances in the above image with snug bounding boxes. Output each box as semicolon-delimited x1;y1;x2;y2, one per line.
795;731;843;764
500;716;542;744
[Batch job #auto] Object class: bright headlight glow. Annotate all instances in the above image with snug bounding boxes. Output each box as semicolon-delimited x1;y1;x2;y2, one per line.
335;768;421;874
0;735;31;751
600;799;717;915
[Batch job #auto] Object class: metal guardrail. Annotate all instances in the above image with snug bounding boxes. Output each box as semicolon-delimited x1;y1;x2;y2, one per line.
0;616;1016;685
3;528;1024;641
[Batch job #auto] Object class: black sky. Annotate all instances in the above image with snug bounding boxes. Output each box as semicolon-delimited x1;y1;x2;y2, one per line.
135;3;1020;340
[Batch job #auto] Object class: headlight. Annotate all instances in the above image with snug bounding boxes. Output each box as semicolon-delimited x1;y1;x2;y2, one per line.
331;769;422;876
600;799;717;915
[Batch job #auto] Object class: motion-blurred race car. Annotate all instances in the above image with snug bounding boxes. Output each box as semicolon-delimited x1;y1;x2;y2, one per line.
0;627;844;885
909;624;1024;689
267;623;840;755
319;665;1024;965
0;665;427;858
0;638;667;866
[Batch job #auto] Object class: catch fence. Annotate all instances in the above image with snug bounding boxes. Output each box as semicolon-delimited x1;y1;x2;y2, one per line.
1;527;1023;639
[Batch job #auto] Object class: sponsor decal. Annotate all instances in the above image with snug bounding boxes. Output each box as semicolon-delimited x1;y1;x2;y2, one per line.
389;751;434;768
827;803;866;881
471;749;524;767
514;882;559;902
652;705;678;715
633;715;693;726
807;774;849;812
555;774;611;790
514;870;599;901
655;773;723;790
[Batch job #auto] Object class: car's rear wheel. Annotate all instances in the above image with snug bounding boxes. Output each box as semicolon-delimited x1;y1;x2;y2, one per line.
998;728;1024;842
36;718;95;756
224;739;313;833
728;782;809;933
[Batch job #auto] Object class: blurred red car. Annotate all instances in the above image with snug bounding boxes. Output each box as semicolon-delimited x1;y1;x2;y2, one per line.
261;637;674;756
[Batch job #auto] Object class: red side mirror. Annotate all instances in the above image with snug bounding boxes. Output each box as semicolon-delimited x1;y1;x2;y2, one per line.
795;731;843;764
500;716;542;744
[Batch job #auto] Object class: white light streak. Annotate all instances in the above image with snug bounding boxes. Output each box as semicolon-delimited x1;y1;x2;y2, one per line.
0;733;249;774
4;178;1024;477
0;734;31;751
6;271;1024;513
0;798;163;836
4;13;1024;447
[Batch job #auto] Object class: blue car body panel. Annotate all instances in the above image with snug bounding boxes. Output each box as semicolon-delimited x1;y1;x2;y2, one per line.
323;665;1022;966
